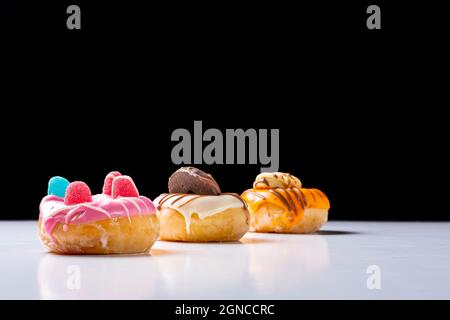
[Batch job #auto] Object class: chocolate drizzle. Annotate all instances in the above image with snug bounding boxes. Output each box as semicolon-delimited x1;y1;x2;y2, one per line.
158;167;246;209
244;173;329;216
253;172;302;189
314;189;326;201
156;192;247;209
248;191;266;200
292;188;306;209
306;189;316;202
171;194;187;205
222;193;247;208
156;193;181;209
283;189;296;211
245;187;309;212
178;195;203;208
269;189;292;211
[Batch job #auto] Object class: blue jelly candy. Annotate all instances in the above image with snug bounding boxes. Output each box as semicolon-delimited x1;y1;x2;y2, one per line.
48;176;70;197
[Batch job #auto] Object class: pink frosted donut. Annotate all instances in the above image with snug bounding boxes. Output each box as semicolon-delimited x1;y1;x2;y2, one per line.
38;173;159;254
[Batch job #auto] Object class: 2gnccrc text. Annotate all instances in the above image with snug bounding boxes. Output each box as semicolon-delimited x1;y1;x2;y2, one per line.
175;304;275;318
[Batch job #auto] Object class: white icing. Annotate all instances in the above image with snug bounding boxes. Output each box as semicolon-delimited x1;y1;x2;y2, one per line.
117;201;131;222
137;197;151;213
153;194;244;234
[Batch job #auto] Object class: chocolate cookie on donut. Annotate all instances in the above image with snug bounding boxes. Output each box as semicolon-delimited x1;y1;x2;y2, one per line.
154;167;249;242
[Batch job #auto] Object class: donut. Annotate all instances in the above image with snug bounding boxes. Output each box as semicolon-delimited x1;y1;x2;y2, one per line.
241;172;330;233
153;167;249;242
39;172;159;254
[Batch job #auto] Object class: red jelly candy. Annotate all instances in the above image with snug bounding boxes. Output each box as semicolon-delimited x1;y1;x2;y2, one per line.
102;171;122;195
64;181;93;205
112;176;139;198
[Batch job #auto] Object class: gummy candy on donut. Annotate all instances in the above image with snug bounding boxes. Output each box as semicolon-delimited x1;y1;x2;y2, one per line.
38;172;159;254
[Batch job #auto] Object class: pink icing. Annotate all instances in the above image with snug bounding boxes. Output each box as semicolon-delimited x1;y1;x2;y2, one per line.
39;194;156;237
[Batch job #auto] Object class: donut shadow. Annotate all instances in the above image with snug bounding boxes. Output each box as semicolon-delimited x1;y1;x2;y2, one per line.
247;230;363;236
190;238;276;244
315;230;363;236
158;239;244;245
41;250;177;258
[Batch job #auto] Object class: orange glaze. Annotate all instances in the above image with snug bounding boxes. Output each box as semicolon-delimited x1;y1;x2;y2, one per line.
241;188;330;227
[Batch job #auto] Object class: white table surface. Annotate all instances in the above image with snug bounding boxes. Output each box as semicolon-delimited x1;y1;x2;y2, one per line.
0;221;449;300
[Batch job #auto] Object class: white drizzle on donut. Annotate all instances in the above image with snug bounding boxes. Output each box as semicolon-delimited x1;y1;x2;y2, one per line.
153;193;245;234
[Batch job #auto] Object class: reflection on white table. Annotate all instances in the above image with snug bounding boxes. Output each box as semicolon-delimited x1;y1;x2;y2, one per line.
1;221;449;299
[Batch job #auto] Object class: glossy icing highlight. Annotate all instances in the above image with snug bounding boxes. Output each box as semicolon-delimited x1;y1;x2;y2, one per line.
39;194;156;238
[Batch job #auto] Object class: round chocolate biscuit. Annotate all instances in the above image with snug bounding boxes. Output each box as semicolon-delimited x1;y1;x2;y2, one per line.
168;167;221;195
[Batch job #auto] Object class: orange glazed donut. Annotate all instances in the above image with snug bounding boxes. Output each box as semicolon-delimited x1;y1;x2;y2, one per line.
241;172;330;233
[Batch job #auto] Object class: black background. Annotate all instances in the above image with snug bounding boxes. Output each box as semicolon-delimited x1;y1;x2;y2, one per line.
0;300;448;319
1;1;448;221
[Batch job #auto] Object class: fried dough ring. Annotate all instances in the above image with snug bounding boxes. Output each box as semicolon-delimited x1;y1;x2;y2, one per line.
38;215;160;254
242;188;329;234
157;207;249;242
